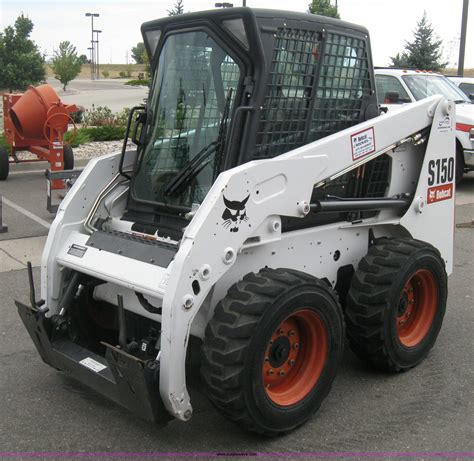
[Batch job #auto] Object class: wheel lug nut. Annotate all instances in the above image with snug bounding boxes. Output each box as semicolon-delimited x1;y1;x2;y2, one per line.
288;359;295;366
279;370;285;376
293;343;299;350
268;369;274;375
289;330;295;336
269;340;273;345
279;329;285;335
264;357;269;362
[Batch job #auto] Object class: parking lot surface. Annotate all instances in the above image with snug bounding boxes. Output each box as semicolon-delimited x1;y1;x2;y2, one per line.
0;168;473;455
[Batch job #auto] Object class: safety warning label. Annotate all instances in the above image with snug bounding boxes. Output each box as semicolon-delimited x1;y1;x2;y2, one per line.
351;127;376;160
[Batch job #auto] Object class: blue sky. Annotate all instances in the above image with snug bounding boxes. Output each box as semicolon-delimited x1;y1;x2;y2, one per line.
1;0;473;68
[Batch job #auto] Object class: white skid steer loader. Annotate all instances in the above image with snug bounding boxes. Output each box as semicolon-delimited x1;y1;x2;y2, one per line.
17;8;456;435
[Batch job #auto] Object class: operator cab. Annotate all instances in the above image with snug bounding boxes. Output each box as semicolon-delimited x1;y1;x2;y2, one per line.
121;8;380;240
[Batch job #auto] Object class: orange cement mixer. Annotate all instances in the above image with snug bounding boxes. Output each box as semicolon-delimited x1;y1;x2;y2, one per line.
1;84;77;186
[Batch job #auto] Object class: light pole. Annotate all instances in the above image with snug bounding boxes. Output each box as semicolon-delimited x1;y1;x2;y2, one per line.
458;0;469;76
94;29;102;79
85;12;99;79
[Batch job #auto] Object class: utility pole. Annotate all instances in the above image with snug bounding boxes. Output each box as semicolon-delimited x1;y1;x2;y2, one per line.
94;29;102;79
85;12;100;79
458;0;469;76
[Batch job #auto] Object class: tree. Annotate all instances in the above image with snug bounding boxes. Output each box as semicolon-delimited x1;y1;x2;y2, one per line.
131;42;145;64
0;15;45;91
308;0;340;19
51;41;82;91
390;13;447;71
79;54;88;64
168;0;184;16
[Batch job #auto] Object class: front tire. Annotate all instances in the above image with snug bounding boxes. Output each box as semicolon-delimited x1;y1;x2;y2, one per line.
346;238;447;372
201;268;344;435
455;144;464;185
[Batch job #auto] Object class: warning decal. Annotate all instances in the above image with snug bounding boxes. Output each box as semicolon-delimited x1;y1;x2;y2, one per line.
351;127;376;160
427;184;453;204
80;357;107;373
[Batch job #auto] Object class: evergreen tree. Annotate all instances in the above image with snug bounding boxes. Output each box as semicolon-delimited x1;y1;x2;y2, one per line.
168;0;184;16
308;0;340;19
390;13;447;71
131;42;145;64
51;41;82;91
0;15;45;91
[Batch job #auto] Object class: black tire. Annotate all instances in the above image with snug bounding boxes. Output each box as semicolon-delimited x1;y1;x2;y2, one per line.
201;268;344;436
455;144;464;185
346;238;447;372
63;143;74;170
0;145;10;181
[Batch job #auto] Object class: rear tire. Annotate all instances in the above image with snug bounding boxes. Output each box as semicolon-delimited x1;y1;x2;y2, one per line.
63;143;74;170
201;268;344;435
0;145;10;181
346;238;447;372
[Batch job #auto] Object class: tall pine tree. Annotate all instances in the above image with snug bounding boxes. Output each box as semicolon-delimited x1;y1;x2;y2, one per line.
308;0;340;19
390;13;447;71
168;0;184;16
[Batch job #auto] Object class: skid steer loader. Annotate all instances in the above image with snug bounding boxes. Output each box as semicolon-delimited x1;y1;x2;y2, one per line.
17;8;456;435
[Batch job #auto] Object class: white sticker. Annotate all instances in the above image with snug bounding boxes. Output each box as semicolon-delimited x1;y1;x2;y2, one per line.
79;357;107;373
351;127;376;160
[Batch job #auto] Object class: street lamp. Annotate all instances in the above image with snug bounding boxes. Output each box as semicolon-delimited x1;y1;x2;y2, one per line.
85;12;99;79
93;30;102;79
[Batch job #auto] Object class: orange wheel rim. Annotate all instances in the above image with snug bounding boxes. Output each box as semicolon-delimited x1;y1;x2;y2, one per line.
262;309;328;406
396;269;437;347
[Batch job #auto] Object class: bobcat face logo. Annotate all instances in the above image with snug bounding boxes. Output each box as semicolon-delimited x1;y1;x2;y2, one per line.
222;194;249;232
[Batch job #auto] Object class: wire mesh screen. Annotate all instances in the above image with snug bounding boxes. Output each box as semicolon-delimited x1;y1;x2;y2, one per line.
309;33;371;142
254;28;321;159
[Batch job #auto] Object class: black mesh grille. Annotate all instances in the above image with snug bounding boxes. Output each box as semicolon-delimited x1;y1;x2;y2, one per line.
309;33;371;142
254;28;321;159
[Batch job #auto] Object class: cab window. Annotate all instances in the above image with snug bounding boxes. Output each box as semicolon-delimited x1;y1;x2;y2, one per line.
375;75;410;104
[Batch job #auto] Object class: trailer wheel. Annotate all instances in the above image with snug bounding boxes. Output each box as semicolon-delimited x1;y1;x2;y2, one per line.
63;144;74;170
201;268;344;435
0;145;10;180
346;238;447;372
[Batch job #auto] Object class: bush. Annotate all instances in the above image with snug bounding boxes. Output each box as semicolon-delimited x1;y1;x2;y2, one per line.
102;70;110;78
125;79;150;86
119;69;132;78
83;105;130;127
0;133;9;149
64;126;126;147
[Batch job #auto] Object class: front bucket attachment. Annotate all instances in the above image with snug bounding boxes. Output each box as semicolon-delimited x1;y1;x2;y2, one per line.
16;300;171;425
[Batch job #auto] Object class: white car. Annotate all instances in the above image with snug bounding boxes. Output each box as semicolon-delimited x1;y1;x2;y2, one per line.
375;68;474;182
448;76;474;101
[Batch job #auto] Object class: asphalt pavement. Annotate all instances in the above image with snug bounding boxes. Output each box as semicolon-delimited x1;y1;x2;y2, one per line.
0;169;473;456
47;78;149;113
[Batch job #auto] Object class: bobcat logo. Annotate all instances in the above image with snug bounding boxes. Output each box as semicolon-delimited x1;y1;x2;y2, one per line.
222;194;249;232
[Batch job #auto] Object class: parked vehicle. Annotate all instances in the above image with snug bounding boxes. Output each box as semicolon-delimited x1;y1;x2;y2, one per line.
448;76;474;101
375;68;474;183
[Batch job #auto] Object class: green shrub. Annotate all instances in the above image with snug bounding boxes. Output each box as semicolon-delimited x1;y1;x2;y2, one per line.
83;105;123;127
125;79;150;86
0;133;9;149
102;70;110;78
64;126;126;147
119;71;127;78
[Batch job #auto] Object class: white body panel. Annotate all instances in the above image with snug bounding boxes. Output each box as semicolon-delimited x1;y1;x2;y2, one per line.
41;95;455;421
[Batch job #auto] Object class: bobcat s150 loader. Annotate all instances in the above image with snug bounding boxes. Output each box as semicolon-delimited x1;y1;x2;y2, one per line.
17;8;456;435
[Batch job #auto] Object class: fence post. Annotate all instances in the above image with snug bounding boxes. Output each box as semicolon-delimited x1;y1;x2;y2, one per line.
0;194;8;233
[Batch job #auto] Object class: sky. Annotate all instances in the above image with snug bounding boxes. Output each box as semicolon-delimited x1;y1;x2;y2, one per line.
1;0;473;68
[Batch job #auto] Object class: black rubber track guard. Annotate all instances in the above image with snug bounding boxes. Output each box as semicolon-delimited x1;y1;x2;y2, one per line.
15;300;171;425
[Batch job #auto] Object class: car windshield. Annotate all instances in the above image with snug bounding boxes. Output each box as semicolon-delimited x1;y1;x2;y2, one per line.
402;74;470;103
132;31;241;208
